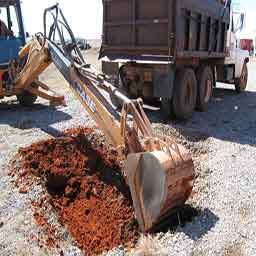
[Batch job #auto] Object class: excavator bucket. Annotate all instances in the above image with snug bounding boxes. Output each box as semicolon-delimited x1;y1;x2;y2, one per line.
124;139;195;232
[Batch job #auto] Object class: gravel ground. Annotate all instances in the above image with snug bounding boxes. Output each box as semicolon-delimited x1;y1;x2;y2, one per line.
1;49;256;255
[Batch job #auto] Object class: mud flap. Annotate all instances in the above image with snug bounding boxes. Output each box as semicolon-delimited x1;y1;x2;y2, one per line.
153;68;174;98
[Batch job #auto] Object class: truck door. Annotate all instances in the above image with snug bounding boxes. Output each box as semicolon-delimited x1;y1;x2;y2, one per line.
225;8;249;79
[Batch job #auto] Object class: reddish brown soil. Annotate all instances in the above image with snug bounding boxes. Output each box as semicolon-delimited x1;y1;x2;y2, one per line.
16;128;139;255
31;196;60;248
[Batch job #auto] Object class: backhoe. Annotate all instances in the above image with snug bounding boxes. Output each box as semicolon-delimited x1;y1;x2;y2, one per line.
2;4;195;232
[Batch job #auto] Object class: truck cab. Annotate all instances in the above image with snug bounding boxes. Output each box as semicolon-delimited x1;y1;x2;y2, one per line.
0;0;26;66
224;7;249;92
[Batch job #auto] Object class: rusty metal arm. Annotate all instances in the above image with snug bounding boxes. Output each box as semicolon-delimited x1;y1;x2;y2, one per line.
11;34;154;153
48;37;156;153
8;35;65;105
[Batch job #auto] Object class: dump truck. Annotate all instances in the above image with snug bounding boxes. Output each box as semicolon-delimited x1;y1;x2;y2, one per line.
2;4;195;232
100;0;249;119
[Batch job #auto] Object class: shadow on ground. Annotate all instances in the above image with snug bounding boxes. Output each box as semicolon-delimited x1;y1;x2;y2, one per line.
0;101;72;137
152;205;219;241
145;87;256;147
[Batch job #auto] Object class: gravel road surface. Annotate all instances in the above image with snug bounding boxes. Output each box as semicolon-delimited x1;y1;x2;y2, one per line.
0;49;256;256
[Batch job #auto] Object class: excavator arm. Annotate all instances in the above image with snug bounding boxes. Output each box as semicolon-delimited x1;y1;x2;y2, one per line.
9;5;195;232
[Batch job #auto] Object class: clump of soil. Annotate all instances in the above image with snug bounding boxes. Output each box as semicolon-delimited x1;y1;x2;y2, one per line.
16;128;139;255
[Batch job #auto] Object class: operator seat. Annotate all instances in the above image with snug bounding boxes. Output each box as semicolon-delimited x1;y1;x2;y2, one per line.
0;19;12;37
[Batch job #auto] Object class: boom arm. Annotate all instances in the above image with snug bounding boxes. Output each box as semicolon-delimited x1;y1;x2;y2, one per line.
10;4;195;233
10;2;156;154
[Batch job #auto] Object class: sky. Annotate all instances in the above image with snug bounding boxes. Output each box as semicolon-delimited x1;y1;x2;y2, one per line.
236;0;256;36
22;0;103;39
19;0;256;39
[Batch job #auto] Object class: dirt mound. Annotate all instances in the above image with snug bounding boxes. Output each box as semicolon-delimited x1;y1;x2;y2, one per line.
17;128;139;255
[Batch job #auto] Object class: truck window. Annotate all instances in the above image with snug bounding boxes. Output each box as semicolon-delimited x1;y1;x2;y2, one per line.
0;6;19;38
0;7;8;34
8;6;20;37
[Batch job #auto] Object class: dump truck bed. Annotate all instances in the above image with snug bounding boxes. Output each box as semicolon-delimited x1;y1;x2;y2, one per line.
101;0;231;62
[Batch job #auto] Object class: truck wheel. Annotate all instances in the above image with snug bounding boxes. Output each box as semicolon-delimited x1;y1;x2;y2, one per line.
17;83;38;106
173;69;197;120
235;64;248;93
196;66;213;112
17;91;38;106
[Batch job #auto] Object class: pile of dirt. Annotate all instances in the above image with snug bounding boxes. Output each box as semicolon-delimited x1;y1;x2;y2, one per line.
16;128;139;255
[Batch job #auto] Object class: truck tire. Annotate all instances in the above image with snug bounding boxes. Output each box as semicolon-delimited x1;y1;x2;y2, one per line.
17;91;38;106
235;64;248;93
173;69;197;120
196;66;213;112
17;83;38;106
